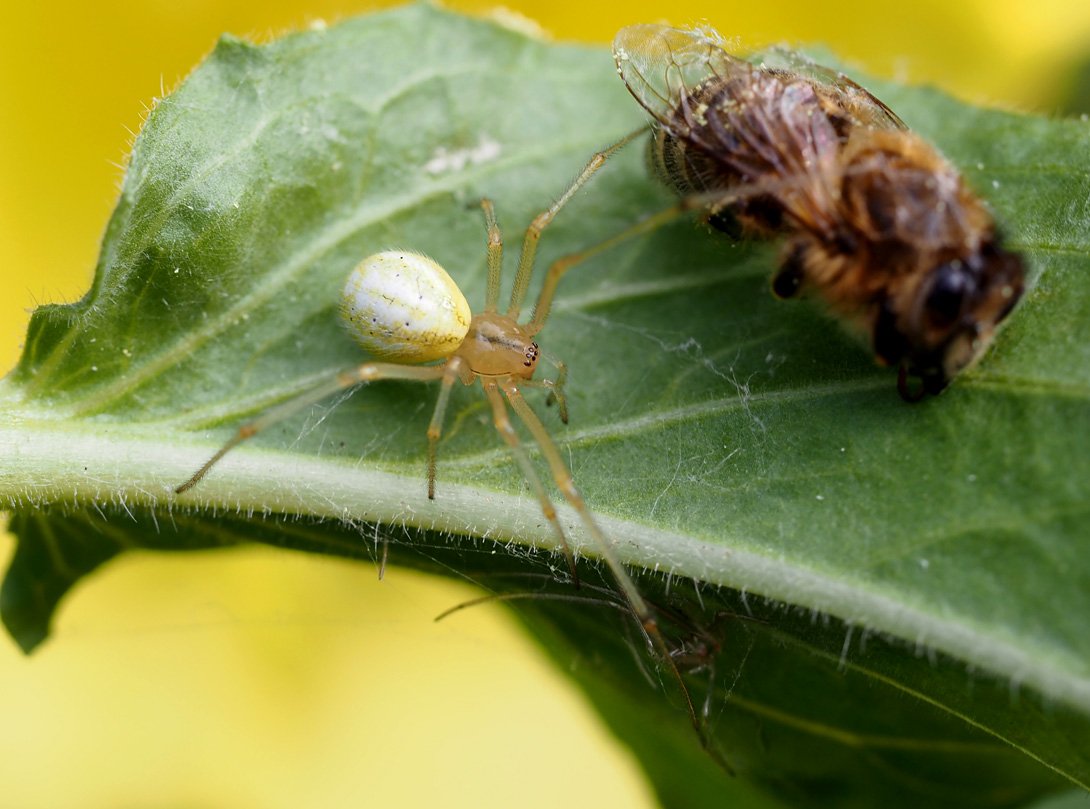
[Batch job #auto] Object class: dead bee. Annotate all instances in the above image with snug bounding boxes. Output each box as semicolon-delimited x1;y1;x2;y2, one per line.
613;24;1025;399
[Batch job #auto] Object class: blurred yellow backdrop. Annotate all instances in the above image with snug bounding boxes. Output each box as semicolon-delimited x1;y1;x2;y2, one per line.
2;2;1088;807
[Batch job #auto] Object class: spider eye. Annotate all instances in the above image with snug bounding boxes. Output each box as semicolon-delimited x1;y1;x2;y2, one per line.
924;260;971;329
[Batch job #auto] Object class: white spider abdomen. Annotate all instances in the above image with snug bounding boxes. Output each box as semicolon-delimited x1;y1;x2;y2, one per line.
340;251;472;363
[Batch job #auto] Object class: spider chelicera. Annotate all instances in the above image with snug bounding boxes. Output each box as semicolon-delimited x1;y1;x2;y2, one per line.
174;130;723;763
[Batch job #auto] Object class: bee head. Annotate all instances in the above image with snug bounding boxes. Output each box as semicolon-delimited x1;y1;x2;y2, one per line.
875;235;1025;399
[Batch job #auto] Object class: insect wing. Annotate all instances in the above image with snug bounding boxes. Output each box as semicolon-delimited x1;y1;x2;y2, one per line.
758;45;908;132
613;24;748;135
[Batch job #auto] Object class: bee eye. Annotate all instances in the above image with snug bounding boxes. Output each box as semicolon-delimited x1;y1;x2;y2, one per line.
924;261;971;328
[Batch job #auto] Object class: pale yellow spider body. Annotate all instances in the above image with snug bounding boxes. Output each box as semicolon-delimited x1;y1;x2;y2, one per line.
341;251;472;364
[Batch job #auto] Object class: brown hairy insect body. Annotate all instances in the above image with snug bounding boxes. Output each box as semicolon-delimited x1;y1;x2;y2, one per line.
613;24;1025;398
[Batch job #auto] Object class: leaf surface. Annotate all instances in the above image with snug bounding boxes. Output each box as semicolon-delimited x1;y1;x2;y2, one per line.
1;6;1087;806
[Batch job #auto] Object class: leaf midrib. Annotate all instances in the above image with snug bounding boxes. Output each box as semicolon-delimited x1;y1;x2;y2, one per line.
4;414;1088;722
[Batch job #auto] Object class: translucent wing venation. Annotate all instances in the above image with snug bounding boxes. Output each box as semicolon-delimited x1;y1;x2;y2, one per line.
757;45;908;132
613;24;749;133
613;24;907;137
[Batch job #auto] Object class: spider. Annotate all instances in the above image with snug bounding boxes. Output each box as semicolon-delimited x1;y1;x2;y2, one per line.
173;131;721;763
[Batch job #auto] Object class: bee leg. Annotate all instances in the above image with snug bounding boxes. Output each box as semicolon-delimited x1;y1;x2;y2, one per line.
706;208;745;239
897;365;929;403
772;245;806;299
873;300;907;366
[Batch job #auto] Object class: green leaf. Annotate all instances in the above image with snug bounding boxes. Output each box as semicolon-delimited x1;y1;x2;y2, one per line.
1;5;1088;806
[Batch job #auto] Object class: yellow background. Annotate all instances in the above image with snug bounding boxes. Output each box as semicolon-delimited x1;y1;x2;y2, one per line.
2;2;1088;806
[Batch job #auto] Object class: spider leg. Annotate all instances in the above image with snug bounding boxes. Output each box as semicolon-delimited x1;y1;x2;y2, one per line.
426;356;467;499
506;128;645;319
483;382;581;588
502;384;730;771
434;590;627;623
520;353;568;424
528;199;698;335
479;198;504;313
175;361;449;494
500;385;650;618
527;185;771;336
